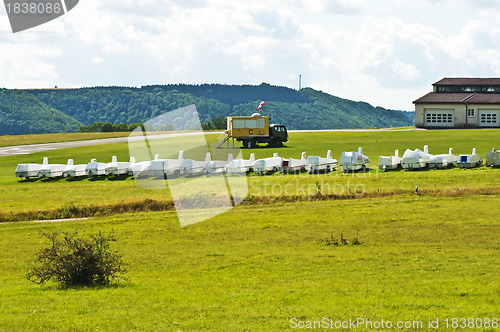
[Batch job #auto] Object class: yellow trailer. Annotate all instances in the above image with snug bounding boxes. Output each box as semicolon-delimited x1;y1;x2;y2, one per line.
216;113;288;148
226;114;270;138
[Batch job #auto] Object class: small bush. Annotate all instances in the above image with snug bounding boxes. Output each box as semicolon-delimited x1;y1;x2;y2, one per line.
323;232;362;246
351;233;362;245
27;231;127;287
324;233;340;246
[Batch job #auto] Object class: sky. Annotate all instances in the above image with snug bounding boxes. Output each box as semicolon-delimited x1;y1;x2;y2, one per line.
2;0;500;112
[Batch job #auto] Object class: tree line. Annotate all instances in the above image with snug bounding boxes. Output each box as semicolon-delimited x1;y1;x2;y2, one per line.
201;115;226;130
79;115;228;133
78;121;143;133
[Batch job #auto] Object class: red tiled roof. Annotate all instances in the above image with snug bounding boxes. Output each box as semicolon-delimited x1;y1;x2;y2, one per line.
413;92;500;104
465;93;500;103
433;77;500;86
413;92;474;104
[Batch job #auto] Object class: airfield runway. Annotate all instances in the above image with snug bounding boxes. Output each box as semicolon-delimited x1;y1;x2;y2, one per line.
0;132;217;157
0;128;422;157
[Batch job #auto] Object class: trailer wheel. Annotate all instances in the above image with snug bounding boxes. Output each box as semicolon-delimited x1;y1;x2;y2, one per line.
271;139;283;147
242;140;249;149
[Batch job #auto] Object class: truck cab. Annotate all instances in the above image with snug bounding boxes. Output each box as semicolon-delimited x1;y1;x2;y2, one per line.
269;124;288;147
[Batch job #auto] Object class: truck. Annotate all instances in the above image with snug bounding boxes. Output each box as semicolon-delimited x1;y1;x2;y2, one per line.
216;113;288;148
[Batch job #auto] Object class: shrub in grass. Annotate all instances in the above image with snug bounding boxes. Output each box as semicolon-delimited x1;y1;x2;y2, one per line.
27;231;127;287
340;233;348;245
351;236;362;246
323;233;362;246
323;233;340;246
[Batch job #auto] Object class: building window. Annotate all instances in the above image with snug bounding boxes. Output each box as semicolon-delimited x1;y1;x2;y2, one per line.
467;109;475;118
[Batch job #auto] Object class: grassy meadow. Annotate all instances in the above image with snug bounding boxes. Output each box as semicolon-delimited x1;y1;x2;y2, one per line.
1;196;499;330
0;129;499;330
0;129;499;218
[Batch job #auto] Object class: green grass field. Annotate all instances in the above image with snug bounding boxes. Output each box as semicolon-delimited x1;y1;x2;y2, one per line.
0;130;499;330
1;129;498;218
0;197;498;330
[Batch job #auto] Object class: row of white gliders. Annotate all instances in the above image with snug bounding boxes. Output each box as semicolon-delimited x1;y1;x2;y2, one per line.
15;147;500;179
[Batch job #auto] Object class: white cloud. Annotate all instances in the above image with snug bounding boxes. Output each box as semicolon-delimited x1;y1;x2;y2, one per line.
0;44;61;87
390;61;422;80
90;57;104;64
393;0;442;6
299;0;367;13
2;0;500;111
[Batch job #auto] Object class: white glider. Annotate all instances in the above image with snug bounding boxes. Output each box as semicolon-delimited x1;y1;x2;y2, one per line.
129;155;159;177
429;148;458;169
401;145;432;170
226;153;256;174
37;157;66;178
86;159;107;177
161;151;185;177
340;147;369;172
379;150;402;171
254;153;283;174
105;156;133;176
141;151;185;177
283;152;307;173
180;152;211;175
306;150;337;173
15;157;46;179
63;159;89;178
204;153;234;175
457;148;482;169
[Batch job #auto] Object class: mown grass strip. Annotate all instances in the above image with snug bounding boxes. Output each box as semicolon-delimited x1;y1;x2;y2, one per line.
2;187;498;223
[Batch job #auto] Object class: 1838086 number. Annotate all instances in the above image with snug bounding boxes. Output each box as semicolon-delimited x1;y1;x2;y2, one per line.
444;318;498;329
5;2;62;14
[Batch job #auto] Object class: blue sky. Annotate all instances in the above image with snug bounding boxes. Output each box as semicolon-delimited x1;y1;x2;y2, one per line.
2;0;500;112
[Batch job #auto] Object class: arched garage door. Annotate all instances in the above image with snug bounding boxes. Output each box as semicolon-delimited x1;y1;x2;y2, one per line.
424;109;455;127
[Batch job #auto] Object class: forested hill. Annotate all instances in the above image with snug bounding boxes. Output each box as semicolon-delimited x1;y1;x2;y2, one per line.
2;83;412;135
0;89;82;135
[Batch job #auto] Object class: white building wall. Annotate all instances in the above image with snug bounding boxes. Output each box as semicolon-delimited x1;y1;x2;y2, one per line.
414;104;466;128
467;104;500;128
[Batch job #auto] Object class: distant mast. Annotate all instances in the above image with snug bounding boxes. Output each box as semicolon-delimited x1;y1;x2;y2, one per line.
299;75;302;90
